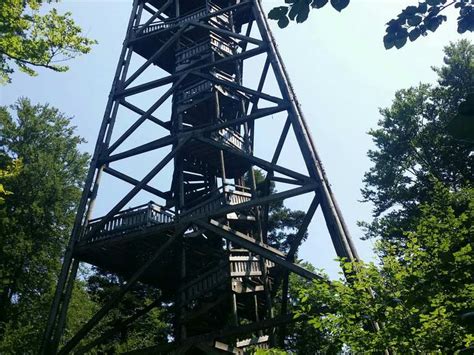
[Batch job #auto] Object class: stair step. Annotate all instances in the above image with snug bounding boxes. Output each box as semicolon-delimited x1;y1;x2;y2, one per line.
231;280;264;294
236;336;269;348
183;172;207;182
184;182;208;192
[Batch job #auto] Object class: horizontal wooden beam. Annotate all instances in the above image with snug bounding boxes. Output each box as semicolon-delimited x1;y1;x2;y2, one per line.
192;105;289;135
180;183;317;224
192;21;263;46
269;175;303;186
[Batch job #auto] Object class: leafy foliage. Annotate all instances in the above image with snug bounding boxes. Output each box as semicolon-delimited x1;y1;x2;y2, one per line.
289;39;474;354
84;268;171;352
268;0;349;29
448;93;474;142
297;185;474;353
384;0;474;49
254;348;287;355
0;159;21;204
277;263;342;353
268;0;473;49
0;98;90;352
0;0;96;84
361;40;473;247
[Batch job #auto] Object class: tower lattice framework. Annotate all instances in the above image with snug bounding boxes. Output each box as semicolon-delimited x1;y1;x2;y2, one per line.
43;0;360;353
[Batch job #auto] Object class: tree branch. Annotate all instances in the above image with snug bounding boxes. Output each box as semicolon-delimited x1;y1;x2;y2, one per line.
0;49;62;72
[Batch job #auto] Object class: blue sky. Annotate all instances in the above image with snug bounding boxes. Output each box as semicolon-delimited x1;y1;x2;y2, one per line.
0;0;470;278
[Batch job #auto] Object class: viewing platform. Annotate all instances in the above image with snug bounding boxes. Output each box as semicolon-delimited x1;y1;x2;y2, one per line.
81;202;174;243
132;1;239;72
78;184;253;249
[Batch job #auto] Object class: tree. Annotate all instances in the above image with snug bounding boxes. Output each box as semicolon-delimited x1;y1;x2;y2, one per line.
0;98;91;352
84;268;171;352
277;263;342;353
268;0;474;49
290;39;474;354
361;39;473;248
0;0;95;84
297;184;474;353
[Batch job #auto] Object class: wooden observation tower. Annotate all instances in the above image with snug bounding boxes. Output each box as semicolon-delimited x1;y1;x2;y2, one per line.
43;0;360;353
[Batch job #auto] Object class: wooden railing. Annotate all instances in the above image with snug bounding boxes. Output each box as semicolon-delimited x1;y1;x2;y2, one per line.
82;202;174;242
180;252;275;302
136;2;229;36
183;184;251;218
175;34;235;70
180;264;228;303
210;34;235;56
178;80;213;102
176;68;237;103
230;255;275;277
140;8;207;34
213;127;246;151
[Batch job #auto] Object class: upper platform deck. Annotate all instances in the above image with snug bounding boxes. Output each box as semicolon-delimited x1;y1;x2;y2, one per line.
146;0;252;25
77;184;252;248
132;0;252;72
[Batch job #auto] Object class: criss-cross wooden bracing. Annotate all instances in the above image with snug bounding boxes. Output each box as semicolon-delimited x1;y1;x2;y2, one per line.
42;0;360;353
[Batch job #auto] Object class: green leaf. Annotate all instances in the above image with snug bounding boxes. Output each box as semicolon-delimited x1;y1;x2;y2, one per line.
408;28;422;41
418;2;428;13
403;5;419;15
0;1;95;83
330;0;350;12
425;16;442;32
383;32;396;49
407;15;423;26
268;6;288;20
312;0;329;8
296;4;311;22
277;16;290;28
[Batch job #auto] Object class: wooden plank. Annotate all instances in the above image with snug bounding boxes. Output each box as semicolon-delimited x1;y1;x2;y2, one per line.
236;335;269;348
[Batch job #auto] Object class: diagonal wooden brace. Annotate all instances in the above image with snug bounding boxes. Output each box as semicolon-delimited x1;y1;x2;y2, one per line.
194;219;321;281
58;237;176;355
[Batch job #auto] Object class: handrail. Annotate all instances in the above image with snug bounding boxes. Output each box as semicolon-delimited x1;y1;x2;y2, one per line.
135;2;228;35
179;262;227;291
175;34;236;66
83;202;174;241
87;201;174;224
181;184;252;217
